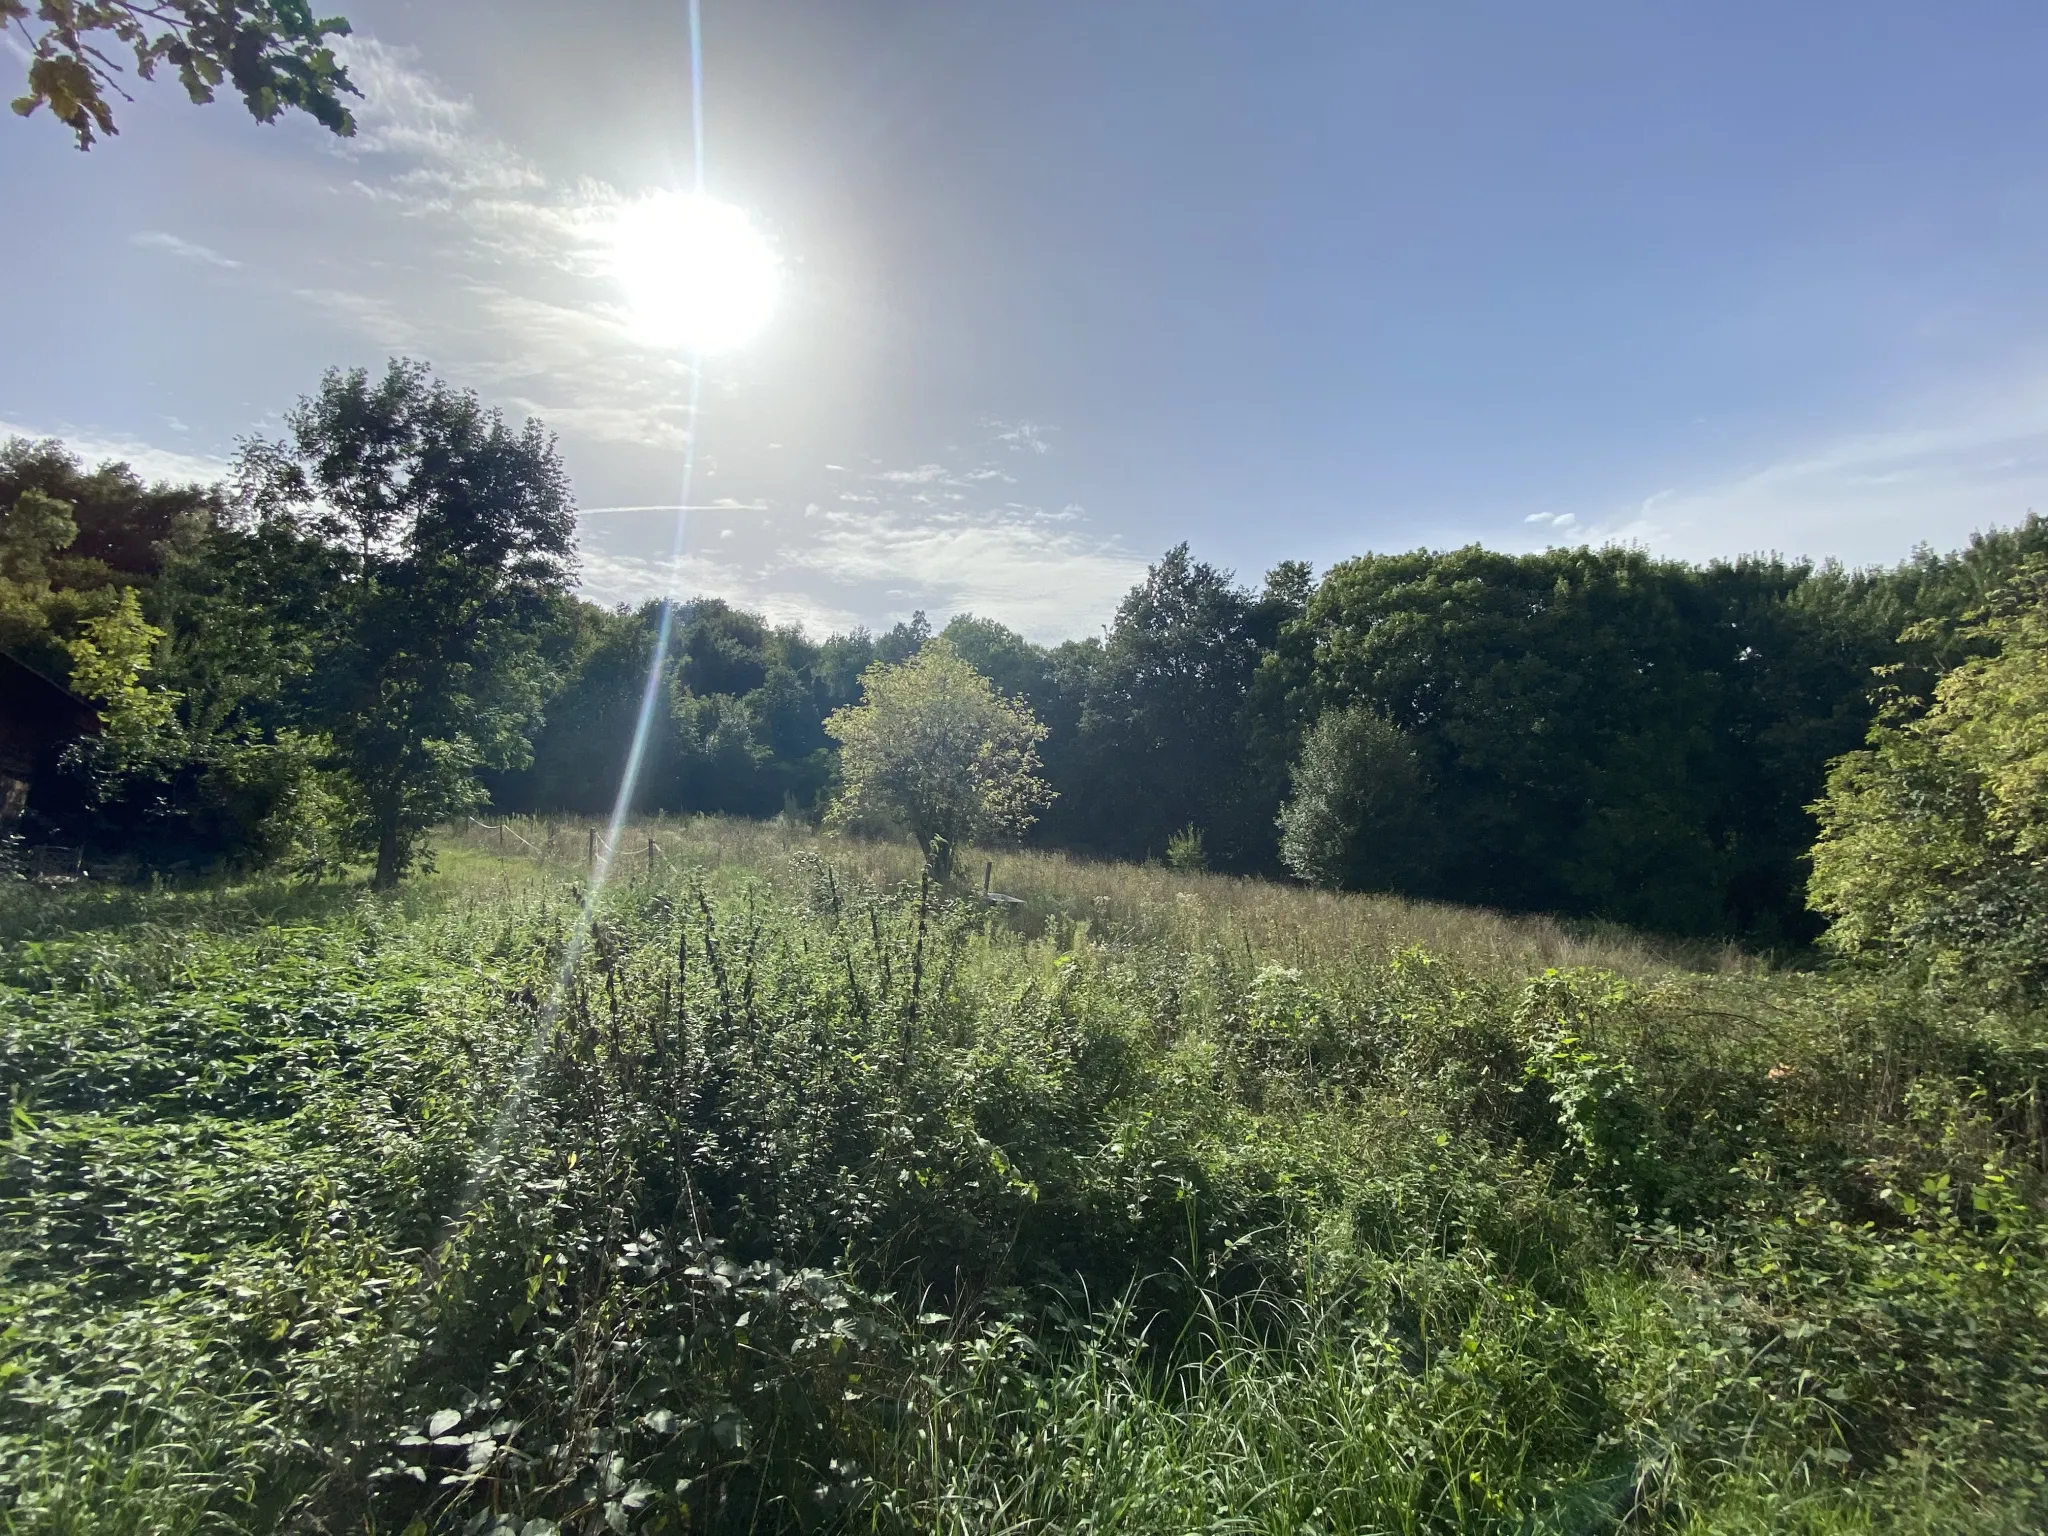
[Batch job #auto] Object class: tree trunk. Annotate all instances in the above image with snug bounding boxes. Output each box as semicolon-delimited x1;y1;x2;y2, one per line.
373;815;403;890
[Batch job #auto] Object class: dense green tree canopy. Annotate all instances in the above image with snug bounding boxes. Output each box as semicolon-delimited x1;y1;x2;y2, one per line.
0;436;221;681
1277;705;1435;893
1303;546;1895;937
236;359;576;886
1062;545;1289;868
18;387;2048;934
1811;560;2048;1011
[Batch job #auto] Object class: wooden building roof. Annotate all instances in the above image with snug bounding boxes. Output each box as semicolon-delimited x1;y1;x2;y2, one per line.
0;651;102;778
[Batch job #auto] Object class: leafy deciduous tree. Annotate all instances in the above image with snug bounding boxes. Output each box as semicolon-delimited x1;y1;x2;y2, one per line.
825;638;1052;877
1069;545;1269;866
238;359;576;887
1810;560;2048;1011
63;585;180;781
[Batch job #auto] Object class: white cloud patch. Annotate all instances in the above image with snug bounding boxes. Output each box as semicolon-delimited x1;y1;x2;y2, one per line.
172;37;1129;639
577;546;861;637
576;432;1141;640
1564;393;2048;566
987;418;1053;455
132;231;241;268
789;498;1143;641
293;287;426;350
300;38;695;452
335;38;546;195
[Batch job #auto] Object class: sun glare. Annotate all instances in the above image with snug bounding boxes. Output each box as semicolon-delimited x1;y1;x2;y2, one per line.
607;192;780;351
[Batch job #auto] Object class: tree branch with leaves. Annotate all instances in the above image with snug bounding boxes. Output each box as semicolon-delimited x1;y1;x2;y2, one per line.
5;0;356;148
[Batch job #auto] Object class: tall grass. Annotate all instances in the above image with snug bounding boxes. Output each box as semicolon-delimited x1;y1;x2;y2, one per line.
1;819;2042;1533
444;814;1728;981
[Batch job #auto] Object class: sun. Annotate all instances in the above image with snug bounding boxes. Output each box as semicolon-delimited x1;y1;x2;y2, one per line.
607;192;780;352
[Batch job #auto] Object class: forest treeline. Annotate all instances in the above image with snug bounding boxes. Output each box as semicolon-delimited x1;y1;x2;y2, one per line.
8;361;2048;942
479;528;2048;944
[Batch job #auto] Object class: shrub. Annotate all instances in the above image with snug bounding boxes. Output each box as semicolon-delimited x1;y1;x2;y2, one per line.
1278;704;1436;892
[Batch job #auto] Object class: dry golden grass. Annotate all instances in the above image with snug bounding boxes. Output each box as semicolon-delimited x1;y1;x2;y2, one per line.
444;813;1743;983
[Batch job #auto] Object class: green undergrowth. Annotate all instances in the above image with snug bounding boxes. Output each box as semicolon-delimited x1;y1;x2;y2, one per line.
3;832;2046;1533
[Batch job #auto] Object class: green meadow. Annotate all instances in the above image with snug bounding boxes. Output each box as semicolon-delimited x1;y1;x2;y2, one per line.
5;819;2043;1534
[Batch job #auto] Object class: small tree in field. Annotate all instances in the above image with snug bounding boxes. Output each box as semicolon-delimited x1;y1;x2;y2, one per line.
1277;704;1435;893
825;638;1052;877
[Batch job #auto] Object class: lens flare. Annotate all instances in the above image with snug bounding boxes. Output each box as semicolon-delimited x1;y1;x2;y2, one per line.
608;192;779;351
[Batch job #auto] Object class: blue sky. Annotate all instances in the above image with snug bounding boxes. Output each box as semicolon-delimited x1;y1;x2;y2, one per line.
8;2;2048;639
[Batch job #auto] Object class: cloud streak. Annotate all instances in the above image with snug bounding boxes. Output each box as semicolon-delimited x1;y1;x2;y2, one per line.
1584;403;2048;567
576;545;862;638
132;231;241;268
226;37;1142;640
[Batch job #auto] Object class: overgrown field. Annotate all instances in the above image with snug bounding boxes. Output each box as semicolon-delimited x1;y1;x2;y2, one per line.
4;819;2046;1533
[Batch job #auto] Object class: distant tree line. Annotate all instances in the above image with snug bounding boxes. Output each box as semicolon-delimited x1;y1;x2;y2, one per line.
482;533;2044;946
7;357;2048;940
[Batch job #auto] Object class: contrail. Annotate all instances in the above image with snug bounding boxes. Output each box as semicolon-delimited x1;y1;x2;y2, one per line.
576;501;765;516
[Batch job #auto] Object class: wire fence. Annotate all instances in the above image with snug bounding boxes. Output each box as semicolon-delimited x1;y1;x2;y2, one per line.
451;815;1027;905
10;842;88;881
457;814;773;883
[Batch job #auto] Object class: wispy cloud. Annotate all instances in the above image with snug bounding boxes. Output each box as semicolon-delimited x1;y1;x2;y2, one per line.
1493;376;2048;568
577;501;768;518
988;418;1054;455
252;39;1132;638
293;287;425;350
791;497;1143;641
577;546;862;637
1565;393;2048;566
132;231;241;268
574;425;1141;640
303;38;692;452
335;38;546;195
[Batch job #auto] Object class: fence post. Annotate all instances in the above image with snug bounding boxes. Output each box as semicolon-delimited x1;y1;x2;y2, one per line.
588;827;597;865
984;860;992;897
498;824;505;851
648;836;656;877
